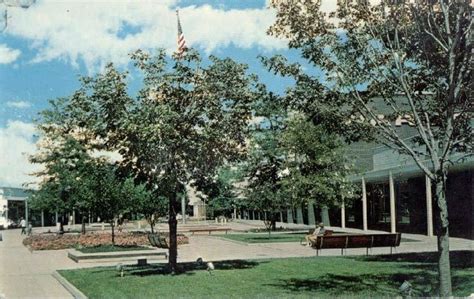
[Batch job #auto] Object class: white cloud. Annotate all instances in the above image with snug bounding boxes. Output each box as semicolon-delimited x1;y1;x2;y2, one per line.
0;44;21;64
0;121;41;188
7;0;286;73
6;100;31;108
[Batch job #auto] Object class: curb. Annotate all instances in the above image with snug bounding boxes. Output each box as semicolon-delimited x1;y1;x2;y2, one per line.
52;271;88;299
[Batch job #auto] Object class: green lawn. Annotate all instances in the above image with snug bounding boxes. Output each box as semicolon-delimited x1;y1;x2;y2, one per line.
76;245;149;253
220;233;307;243
59;251;474;298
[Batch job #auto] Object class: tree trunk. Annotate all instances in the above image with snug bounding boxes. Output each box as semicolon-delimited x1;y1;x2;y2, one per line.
111;221;115;245
150;221;155;234
81;216;86;234
434;177;452;296
168;193;178;274
271;217;277;231
59;215;64;234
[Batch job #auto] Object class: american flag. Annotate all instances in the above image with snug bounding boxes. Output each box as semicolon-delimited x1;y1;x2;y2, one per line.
176;10;186;57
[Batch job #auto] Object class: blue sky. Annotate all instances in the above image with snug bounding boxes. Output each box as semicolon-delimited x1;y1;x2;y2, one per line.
0;0;337;188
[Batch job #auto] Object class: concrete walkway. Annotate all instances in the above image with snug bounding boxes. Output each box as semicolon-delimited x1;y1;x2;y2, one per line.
0;221;473;298
0;229;74;299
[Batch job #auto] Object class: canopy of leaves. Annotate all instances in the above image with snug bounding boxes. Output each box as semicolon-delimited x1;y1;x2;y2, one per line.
267;0;473;178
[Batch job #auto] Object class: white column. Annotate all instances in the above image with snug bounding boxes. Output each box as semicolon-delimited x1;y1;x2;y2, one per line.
425;175;434;237
181;194;186;224
341;201;346;229
296;207;304;224
72;210;76;226
287;209;294;224
55;211;58;224
362;177;368;231
279;211;283;222
233;208;237;220
41;210;44;227
389;172;396;233
307;202;316;225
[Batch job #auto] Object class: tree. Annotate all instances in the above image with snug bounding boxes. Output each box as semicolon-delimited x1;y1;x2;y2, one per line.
242;92;289;234
267;0;472;295
29;133;96;234
88;163;133;245
132;187;168;234
57;49;258;273
279;116;355;226
205;166;242;219
244;129;287;234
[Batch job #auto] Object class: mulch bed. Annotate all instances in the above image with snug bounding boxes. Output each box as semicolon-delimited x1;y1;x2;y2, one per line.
23;231;189;250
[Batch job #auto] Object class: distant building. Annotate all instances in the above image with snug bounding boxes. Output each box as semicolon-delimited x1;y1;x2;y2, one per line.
0;187;29;229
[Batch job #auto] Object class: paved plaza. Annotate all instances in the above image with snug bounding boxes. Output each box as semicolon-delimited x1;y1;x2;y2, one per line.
0;220;473;298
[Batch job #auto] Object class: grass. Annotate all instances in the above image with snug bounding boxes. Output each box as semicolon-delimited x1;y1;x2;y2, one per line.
59;251;474;298
76;245;149;253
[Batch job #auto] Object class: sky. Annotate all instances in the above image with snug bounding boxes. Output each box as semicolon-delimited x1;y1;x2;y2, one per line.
0;0;338;188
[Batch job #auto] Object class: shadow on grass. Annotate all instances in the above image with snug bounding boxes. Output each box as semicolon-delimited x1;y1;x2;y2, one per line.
126;259;261;277
268;272;436;297
357;250;474;269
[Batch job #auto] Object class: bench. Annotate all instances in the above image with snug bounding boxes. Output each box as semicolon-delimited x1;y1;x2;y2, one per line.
189;227;231;235
311;233;401;256
148;233;168;249
300;229;334;245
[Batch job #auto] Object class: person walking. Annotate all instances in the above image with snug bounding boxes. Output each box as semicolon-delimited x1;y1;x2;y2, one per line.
19;217;26;235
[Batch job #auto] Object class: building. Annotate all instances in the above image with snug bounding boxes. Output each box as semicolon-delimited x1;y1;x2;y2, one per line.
0;187;29;229
240;109;473;240
343;143;473;239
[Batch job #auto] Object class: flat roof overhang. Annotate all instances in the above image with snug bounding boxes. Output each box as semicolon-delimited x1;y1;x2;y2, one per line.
348;156;474;184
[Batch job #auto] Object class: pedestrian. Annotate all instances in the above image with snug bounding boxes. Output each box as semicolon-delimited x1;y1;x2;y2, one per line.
20;217;26;235
305;222;325;246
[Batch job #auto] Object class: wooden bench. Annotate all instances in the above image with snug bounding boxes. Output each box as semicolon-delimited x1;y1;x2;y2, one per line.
148;233;168;249
189;227;231;235
300;229;334;245
311;233;401;256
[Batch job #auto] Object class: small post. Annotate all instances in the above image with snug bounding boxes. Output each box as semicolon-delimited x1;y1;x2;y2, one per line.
41;210;44;227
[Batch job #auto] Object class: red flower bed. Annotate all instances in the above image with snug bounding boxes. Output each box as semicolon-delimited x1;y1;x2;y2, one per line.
23;232;189;250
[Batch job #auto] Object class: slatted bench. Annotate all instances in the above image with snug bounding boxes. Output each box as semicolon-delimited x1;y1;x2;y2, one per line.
300;229;334;245
189;227;231;235
148;233;168;248
311;233;401;256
